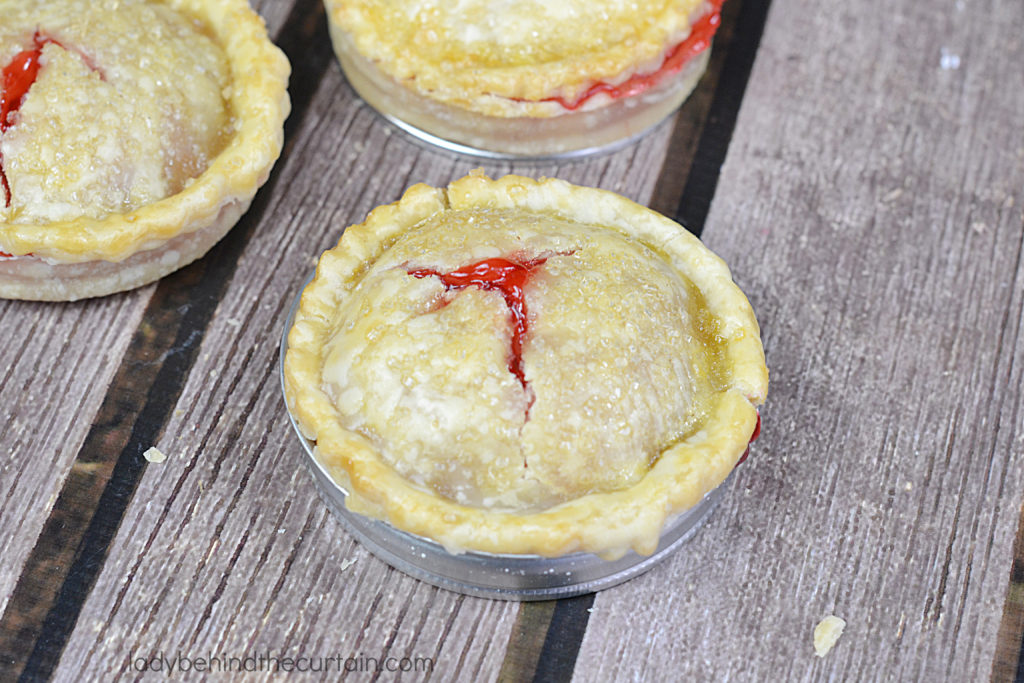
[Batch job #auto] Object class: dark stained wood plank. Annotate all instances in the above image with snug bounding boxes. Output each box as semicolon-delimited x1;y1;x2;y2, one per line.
573;0;1024;679
993;505;1024;682
496;602;557;683
0;293;149;618
4;195;291;682
647;0;745;222
0;12;308;621
655;0;771;235
0;1;320;678
0;2;299;629
0;0;298;625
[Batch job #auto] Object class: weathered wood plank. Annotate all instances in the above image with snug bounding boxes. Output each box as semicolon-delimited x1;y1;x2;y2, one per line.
5;0;1023;677
0;1;317;676
0;294;150;617
574;0;1024;679
51;17;680;679
0;0;296;623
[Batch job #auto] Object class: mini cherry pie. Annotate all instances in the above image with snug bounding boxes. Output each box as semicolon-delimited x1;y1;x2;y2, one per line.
0;0;290;300
284;172;768;559
324;0;725;155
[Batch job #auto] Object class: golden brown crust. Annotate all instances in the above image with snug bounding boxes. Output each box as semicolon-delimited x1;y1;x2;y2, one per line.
0;0;290;279
284;173;768;559
325;0;706;117
0;195;250;300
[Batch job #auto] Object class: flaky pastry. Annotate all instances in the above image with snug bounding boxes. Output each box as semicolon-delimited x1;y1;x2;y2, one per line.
285;173;767;559
0;0;290;300
324;0;725;155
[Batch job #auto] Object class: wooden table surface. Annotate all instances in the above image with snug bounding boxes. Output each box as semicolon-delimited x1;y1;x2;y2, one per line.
2;0;1023;680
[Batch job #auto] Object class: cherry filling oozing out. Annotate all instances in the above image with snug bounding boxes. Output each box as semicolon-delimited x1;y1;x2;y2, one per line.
735;411;762;467
536;0;725;111
409;255;761;467
0;31;103;213
409;257;548;394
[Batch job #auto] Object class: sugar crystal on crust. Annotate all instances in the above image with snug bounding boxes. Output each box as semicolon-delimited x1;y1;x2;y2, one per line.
320;207;722;511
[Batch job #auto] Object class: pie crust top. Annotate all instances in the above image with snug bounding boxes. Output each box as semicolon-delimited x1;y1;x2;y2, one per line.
0;0;289;263
326;0;709;116
284;172;768;559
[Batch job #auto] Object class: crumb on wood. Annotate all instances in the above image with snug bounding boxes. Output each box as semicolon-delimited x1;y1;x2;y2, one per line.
143;446;167;464
340;558;357;572
814;615;846;657
939;48;961;70
882;188;903;203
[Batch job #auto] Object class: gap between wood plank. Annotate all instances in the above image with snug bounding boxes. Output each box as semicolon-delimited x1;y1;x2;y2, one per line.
530;594;596;683
674;0;774;235
647;0;744;222
993;500;1024;682
0;1;332;680
496;602;557;682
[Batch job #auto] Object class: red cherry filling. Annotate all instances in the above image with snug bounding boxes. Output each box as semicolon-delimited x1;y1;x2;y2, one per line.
734;411;761;466
0;32;56;208
538;0;724;111
1;34;53;131
0;32;102;209
409;257;548;390
409;255;758;469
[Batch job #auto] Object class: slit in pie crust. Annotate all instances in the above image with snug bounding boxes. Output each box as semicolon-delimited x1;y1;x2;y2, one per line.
324;0;724;156
0;0;290;300
284;172;768;559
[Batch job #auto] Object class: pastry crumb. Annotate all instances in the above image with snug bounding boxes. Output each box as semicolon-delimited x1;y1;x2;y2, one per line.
814;615;846;657
143;446;167;463
340;558;357;572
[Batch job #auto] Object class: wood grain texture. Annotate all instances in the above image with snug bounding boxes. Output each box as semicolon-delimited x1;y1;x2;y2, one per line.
0;0;293;630
0;294;149;617
48;20;679;679
0;4;317;679
574;0;1024;679
2;0;1023;678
